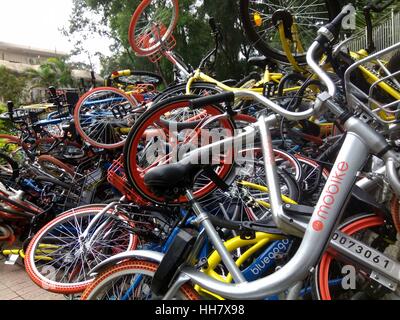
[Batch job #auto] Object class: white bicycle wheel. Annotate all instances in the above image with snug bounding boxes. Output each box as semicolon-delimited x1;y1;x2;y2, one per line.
25;204;137;294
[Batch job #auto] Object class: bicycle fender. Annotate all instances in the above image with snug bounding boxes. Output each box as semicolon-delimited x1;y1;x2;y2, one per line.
88;250;165;276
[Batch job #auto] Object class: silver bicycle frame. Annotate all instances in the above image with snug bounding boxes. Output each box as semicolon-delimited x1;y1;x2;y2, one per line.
89;34;400;298
164;114;370;299
161;42;400;298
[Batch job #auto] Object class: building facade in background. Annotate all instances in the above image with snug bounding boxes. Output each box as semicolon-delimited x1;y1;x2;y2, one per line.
0;42;102;103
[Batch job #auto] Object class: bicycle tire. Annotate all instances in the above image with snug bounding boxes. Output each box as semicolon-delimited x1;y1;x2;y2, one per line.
124;95;237;204
128;0;179;56
74;87;139;149
390;196;400;234
81;260;199;300
0;224;12;242
37;155;75;178
0;134;24;146
25;204;138;294
239;0;341;64
312;213;385;300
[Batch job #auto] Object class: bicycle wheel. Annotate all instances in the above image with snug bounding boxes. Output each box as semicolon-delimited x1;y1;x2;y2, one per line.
239;0;340;64
312;214;387;300
37;155;75;180
200;166;300;221
124;95;236;204
128;0;179;56
295;155;329;205
196;147;301;221
74;87;140;149
81;260;199;300
25;204;138;294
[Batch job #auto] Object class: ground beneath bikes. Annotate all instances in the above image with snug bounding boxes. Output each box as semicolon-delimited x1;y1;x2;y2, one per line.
0;256;63;300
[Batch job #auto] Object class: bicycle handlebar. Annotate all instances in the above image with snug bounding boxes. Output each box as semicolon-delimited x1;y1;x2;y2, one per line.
190;89;316;121
323;6;352;41
307;42;337;98
190;92;235;109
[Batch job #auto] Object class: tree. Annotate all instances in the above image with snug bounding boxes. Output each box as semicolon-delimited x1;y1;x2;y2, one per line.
26;58;74;89
66;0;253;83
0;103;13;134
0;66;27;105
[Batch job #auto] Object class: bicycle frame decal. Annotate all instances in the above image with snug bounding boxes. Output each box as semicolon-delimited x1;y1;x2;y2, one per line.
244;239;291;279
313;161;349;232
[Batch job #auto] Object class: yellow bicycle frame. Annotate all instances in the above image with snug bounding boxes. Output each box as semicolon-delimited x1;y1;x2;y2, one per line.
185;68;303;97
2;243;58;261
350;50;400;122
195;232;285;299
195;180;297;299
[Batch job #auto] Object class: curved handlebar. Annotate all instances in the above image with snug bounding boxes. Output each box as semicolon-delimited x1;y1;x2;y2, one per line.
190;90;316;121
306;42;337;98
323;6;352;41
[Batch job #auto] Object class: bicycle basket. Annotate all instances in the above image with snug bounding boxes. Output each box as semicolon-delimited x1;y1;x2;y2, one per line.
345;42;400;131
136;23;176;63
107;155;142;202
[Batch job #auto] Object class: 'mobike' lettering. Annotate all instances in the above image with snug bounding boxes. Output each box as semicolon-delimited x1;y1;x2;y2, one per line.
312;161;349;232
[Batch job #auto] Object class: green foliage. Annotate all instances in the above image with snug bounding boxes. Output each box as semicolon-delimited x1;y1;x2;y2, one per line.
66;0;253;83
26;58;74;89
0;103;13;134
0;67;27;105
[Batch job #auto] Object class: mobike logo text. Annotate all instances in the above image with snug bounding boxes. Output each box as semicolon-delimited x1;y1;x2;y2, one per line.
312;161;349;232
249;239;290;276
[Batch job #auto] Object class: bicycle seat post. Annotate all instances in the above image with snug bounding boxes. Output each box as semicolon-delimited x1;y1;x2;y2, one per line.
186;190;246;283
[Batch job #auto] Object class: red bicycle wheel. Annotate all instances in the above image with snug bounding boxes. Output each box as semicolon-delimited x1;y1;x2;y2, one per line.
124;95;236;204
128;0;179;56
313;214;385;300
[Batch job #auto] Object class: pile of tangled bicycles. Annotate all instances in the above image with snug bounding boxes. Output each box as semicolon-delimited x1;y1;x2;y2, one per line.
1;0;400;300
